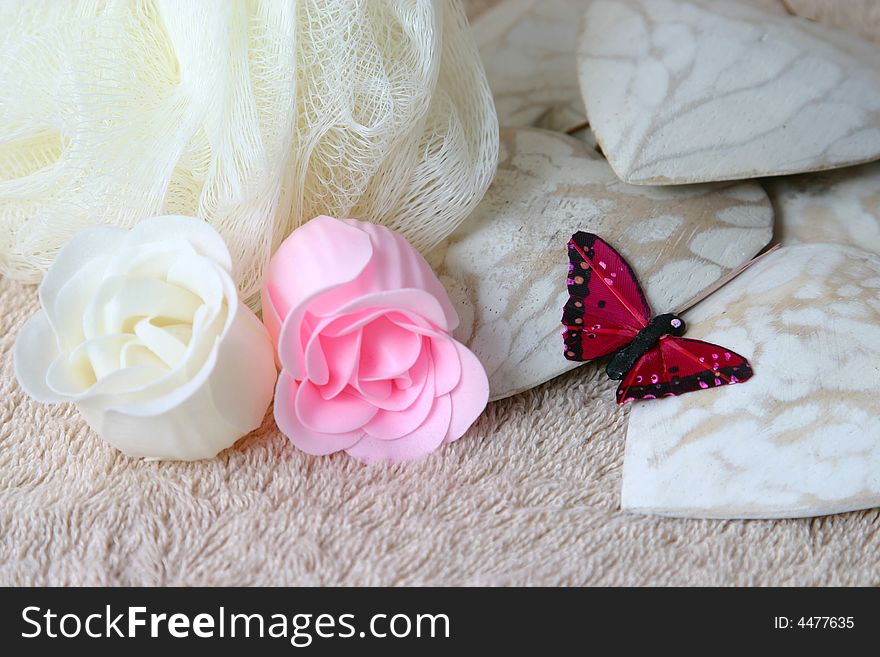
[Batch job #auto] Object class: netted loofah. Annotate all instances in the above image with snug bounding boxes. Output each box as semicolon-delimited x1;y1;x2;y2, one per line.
0;0;498;305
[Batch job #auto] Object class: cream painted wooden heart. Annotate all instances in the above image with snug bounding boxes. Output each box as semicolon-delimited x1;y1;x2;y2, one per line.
777;0;880;46
623;244;880;519
578;0;880;184
765;162;880;256
427;127;773;400
471;0;591;133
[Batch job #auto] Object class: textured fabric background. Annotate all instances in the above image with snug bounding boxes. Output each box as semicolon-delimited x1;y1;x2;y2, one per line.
2;0;880;586
3;274;879;586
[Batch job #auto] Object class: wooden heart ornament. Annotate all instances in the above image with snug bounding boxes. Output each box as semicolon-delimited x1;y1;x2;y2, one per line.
766;162;880;256
578;0;880;184
471;0;591;133
623;243;880;518
427;128;773;400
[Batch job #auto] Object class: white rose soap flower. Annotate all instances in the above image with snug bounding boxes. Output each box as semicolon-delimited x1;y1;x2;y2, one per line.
13;216;276;461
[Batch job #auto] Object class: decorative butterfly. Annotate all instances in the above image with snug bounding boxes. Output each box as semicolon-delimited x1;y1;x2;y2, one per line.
562;231;753;404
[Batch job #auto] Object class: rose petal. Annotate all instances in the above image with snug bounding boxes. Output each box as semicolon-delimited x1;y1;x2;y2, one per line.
86;310;274;461
443;340;490;444
370;347;430;412
302;325;330;385
165;247;224;309
274;371;362;456
345;394;452;464
388;311;450;338
39;224;126;320
312;289;451;337
123;215;234;273
49;358;164;399
300;305;384;385
199;302;276;434
362;356;435;439
120;342;168;370
105;241;186;280
101;260;233;408
319;307;391;338
260;285;283;357
269;217;374;376
430;334;461;396
267;216;374;319
269;217;461;378
353;377;392;401
50;257;108;351
82;275;202;340
320;329;362;399
394;369;412;390
132;317;189;368
358;315;422;381
13;311;66;403
295;378;377;434
86;294;224;411
106;297;275;418
82;333;134;380
336;219;458;331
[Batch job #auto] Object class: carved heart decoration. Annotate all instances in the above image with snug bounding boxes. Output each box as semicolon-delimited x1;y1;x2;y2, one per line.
623;243;880;518
578;0;880;184
766;162;880;256
472;0;591;133
427;127;773;400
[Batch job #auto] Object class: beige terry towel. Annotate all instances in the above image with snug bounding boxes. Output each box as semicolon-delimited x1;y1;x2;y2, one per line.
2;277;878;586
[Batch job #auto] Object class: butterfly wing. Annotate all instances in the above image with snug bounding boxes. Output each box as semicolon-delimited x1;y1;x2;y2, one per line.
563;231;652;361
616;337;753;404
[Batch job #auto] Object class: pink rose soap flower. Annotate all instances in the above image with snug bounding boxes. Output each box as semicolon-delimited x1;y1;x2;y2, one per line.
262;216;489;463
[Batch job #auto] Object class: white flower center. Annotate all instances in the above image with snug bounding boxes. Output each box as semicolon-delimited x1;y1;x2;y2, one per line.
62;245;229;392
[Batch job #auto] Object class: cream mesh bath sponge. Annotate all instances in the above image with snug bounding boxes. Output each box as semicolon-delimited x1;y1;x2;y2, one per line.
0;0;498;304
